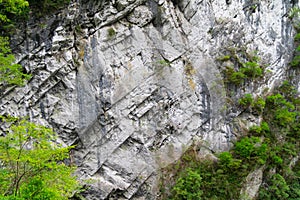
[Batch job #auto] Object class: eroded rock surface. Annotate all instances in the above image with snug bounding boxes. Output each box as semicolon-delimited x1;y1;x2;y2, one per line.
1;0;298;199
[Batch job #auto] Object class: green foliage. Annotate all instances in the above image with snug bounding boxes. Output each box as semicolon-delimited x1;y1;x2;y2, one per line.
234;136;268;165
241;61;263;78
274;108;296;127
234;136;260;160
269;152;283;165
288;7;300;19
259;173;290;200
217;55;231;61
157;59;171;67
252;97;265;114
0;36;31;87
0;0;70;31
290;55;300;67
107;27;116;39
278;81;299;104
287;161;300;199
238;93;253;108
0;0;28;21
224;67;246;85
0;0;29;29
171;168;203;200
291;14;300;68
264;93;297;127
265;94;294;110
238;94;266;114
0;118;81;199
249;122;270;137
224;62;263;86
222;51;264;85
218;151;241;170
295;33;300;41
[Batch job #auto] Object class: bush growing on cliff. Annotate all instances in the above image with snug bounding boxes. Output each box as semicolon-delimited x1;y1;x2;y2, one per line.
0;117;81;199
171;168;203;200
0;36;31;87
234;136;268;164
241;61;263;78
238;93;254;108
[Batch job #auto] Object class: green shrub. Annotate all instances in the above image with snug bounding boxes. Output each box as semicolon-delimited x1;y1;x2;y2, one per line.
249;125;262;135
270;152;283;165
238;93;254;107
0;36;31;87
241;61;263;78
264;93;297;127
259;174;290;200
260;122;270;133
224;66;246;85
234;137;268;164
217;55;231;61
228;71;246;85
274;108;296;127
107;27;116;39
0;0;29;33
290;55;300;67
234;137;259;159
218;152;242;170
278;81;298;102
172;168;203;200
222;50;264;86
249;122;270;137
294;33;300;41
265;94;294;110
253;97;266;114
287;161;300;199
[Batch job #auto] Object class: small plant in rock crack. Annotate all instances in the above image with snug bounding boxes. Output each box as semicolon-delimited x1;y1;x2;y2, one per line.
217;55;231;62
107;27;116;39
238;93;254;108
157;59;171;67
288;7;300;19
240;61;263;78
221;49;265;86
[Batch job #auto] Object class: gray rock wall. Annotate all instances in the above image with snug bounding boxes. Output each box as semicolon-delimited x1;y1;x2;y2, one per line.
1;0;298;199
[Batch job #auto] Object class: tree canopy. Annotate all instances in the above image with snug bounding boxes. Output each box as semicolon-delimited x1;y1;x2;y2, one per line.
0;117;81;200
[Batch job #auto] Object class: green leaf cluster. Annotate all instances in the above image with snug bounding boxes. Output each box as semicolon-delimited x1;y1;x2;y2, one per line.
0;118;81;199
0;0;29;34
221;50;264;85
0;0;29;21
172;168;203;200
234;136;268;164
291;19;300;67
238;93;254;108
0;36;31;87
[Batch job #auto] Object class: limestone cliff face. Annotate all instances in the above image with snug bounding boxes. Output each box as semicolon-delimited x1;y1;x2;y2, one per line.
1;0;299;199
